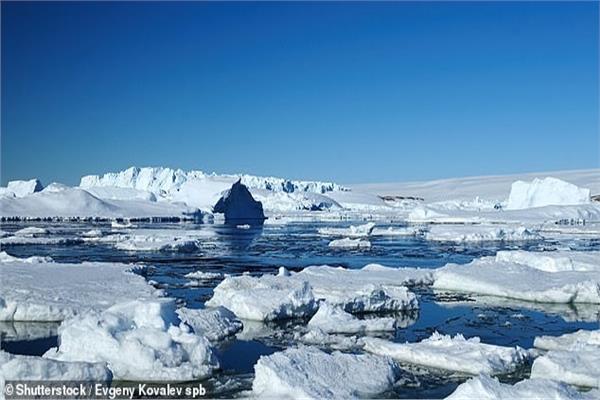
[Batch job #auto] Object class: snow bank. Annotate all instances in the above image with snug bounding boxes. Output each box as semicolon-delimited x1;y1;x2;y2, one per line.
252;346;400;399
6;179;44;197
506;177;591;210
328;237;372;249
531;329;600;388
318;222;375;237
424;224;541;242
44;300;219;381
433;253;600;304
205;274;317;321
307;302;396;334
176;307;242;342
212;181;265;222
0;351;111;381
447;375;599;400
0;258;159;321
362;332;530;375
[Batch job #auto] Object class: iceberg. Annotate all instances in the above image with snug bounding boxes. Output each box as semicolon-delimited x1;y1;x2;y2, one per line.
362;332;530;375
6;179;44;197
252;346;401;399
506;177;591;210
212;181;265;222
44;300;219;381
446;375;599;400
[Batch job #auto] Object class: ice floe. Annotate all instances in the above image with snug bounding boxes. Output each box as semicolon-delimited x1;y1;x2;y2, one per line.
251;346;401;399
433;251;600;304
206;274;317;321
328;237;372;249
534;329;600;351
495;250;600;273
93;228;214;252
506;177;591;210
362;332;530;375
0;251;52;263
424;224;541;242
176;306;242;342
446;375;599;400
318;222;375;237
307;302;396;334
185;270;223;280
0;257;159;321
44;300;219;381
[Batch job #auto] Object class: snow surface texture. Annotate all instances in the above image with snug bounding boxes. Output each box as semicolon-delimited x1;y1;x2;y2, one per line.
362;332;530;375
307;302;396;334
531;329;600;388
506;177;591;210
328;237;372;249
252;346;401;399
212;181;265;222
0;351;112;382
176;307;243;342
206;273;318;321
44;300;219;381
433;251;600;304
446;375;599;400
424;224;541;242
0;255;159;321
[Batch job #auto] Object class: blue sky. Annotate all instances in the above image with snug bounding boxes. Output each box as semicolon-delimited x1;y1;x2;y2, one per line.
2;1;598;185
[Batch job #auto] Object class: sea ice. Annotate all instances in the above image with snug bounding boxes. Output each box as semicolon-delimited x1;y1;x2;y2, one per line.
534;329;600;351
252;346;401;399
446;375;599;400
307;302;396;334
185;271;223;280
0;251;52;264
424;224;541;242
13;226;49;236
318;222;376;237
44;300;219;381
362;332;530;375
94;229;214;252
495;250;600;273
205;273;317;321
328;237;372;249
506;177;591;210
176;306;243;342
433;253;600;304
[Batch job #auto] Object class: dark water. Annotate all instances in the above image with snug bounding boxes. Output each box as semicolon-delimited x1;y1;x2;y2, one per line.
1;221;599;398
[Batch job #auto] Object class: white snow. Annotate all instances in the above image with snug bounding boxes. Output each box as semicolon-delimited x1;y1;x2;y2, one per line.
307;302;396;334
531;329;600;388
424;224;541;242
0;257;159;321
318;222;376;237
506;177;591;210
495;250;600;273
5;179;44;197
0;350;112;381
205;273;317;321
176;306;242;342
13;226;49;236
81;228;103;237
84;185;157;202
433;252;600;304
252;346;400;399
0;251;52;264
328;237;372;249
185;270;223;280
362;332;530;375
44;299;219;381
370;225;425;236
446;375;599;400
93;228;215;252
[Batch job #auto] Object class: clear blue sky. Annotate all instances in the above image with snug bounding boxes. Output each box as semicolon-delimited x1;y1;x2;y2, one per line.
2;1;598;186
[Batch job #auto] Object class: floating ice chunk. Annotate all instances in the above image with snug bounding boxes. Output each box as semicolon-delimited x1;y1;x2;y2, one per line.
531;346;600;388
0;236;83;246
213;181;265;222
111;220;134;229
446;375;599;400
506;177;591;210
328;237;371;249
176;307;242;342
370;226;425;236
362;332;530;375
318;222;375;237
252;346;401;399
433;255;600;304
424;224;541;242
0;251;52;264
6;179;43;197
14;226;49;237
495;250;600;273
206;274;317;321
308;302;396;334
0;351;111;381
295;329;360;351
44;300;219;381
0;259;159;321
185;271;223;280
81;229;103;238
96;229;213;252
236;224;251;229
534;329;600;351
